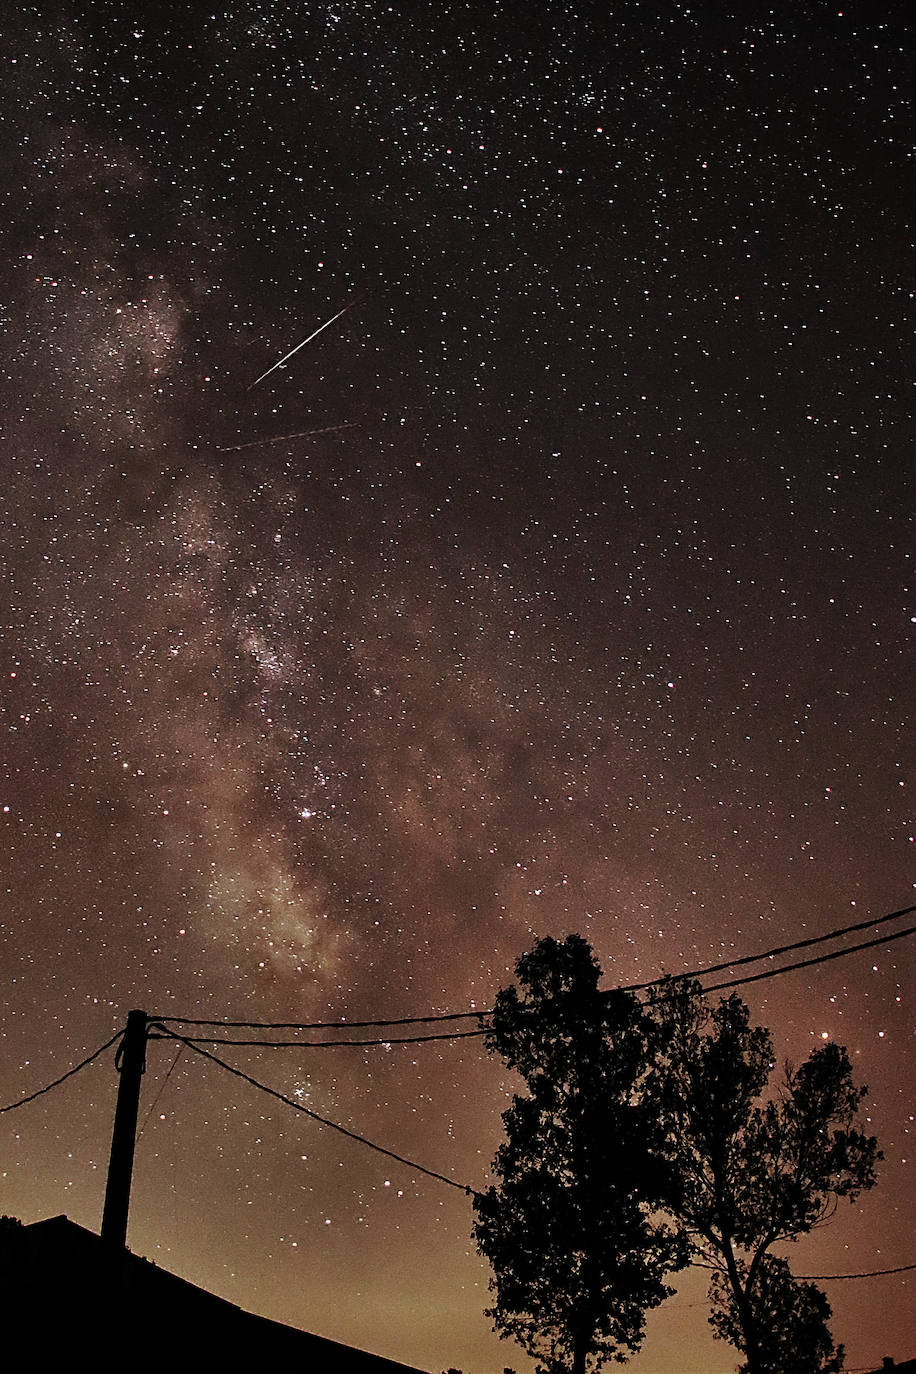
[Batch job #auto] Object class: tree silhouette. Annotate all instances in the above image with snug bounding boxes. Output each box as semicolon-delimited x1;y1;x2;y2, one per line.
652;980;880;1374
708;1255;843;1374
473;935;686;1374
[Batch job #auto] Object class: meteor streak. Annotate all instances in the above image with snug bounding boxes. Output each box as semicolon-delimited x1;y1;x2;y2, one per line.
248;303;353;389
215;422;357;454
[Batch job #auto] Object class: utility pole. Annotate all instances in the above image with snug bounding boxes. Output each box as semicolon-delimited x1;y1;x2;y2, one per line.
101;1009;148;1251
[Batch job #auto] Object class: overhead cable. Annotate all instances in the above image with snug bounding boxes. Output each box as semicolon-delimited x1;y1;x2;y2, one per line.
0;1029;123;1115
668;922;916;999
626;902;915;994
154;902;915;1031
797;1262;916;1280
153;1010;484;1030
154;1026;474;1196
137;1043;185;1140
145;918;916;1060
148;1028;487;1049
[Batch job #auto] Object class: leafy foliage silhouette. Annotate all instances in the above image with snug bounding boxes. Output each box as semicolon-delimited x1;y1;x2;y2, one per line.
652;978;881;1374
708;1255;843;1374
474;940;881;1374
473;935;687;1374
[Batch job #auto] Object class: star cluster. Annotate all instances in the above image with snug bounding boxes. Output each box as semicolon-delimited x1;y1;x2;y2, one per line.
0;3;912;1370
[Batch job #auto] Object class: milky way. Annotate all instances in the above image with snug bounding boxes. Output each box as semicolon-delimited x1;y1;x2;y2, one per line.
1;5;912;1369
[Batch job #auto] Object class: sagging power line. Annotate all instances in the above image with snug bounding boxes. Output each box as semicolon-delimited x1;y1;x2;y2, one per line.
154;901;915;1032
2;899;913;1251
0;1029;123;1115
3;903;914;1117
148;1028;487;1049
624;901;916;993
3;949;915;1280
168;919;916;1044
153;1024;473;1195
152;902;916;1039
152;1009;484;1030
797;1262;916;1280
662;921;916;1000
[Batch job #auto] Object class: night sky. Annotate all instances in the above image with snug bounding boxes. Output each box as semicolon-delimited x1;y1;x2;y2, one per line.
1;3;912;1370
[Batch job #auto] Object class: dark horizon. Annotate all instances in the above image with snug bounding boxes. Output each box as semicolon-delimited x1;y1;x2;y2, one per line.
0;1212;430;1372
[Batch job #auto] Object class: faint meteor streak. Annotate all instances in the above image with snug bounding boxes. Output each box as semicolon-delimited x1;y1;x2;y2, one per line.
248;303;354;388
215;422;357;454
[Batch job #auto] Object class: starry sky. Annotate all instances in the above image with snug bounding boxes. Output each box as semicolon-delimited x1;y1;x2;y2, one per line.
0;2;912;1370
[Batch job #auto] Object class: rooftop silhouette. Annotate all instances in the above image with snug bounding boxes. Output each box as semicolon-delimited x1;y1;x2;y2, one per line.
0;1215;429;1373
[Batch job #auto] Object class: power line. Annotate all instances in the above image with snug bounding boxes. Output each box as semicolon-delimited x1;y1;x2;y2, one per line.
137;1043;185;1141
153;1010;484;1030
154;902;915;1031
691;1257;916;1281
680;922;916;998
0;1030;123;1115
154;1026;475;1196
148;1028;487;1049
147;920;916;1058
797;1262;916;1280
625;902;916;993
155;914;914;1051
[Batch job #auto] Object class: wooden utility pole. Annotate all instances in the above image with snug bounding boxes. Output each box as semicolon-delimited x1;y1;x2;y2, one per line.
100;1009;148;1251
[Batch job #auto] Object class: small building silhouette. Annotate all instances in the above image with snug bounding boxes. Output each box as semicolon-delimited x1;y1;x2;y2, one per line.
863;1362;916;1374
0;1215;429;1373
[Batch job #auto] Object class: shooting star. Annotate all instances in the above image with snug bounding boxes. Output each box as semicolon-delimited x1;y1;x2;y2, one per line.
248;303;354;389
215;422;357;454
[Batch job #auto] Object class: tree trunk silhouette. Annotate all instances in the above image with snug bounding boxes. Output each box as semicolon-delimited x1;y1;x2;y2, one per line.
723;1240;761;1374
571;1328;588;1374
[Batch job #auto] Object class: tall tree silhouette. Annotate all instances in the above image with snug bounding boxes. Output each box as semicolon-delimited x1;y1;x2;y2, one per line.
473;935;686;1374
652;980;880;1374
